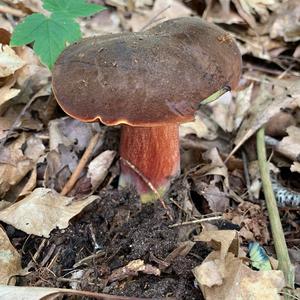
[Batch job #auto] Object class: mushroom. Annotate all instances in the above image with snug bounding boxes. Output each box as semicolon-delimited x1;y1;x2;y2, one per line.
52;17;242;202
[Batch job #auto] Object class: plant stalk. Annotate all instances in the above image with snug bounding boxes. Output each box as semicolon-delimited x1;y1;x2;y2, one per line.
256;127;294;291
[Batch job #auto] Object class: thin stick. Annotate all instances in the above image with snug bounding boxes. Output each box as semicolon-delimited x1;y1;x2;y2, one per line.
242;151;253;201
120;157;173;221
139;5;170;31
256;127;294;291
0;5;25;17
60;132;100;196
169;216;222;228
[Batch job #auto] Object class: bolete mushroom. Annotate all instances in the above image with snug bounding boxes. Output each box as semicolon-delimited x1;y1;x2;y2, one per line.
52;17;241;202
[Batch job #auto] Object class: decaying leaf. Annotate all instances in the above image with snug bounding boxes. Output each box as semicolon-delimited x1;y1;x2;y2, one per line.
0;188;98;237
0;44;25;77
194;230;239;259
231;79;300;157
0;77;20;107
0;285;134;300
0;133;34;197
193;230;284;300
276;126;300;169
87;150;116;191
108;259;160;282
193;252;285;300
0;226;22;285
270;0;300;42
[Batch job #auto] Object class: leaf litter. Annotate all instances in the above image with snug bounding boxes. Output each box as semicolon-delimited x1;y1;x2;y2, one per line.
0;0;300;299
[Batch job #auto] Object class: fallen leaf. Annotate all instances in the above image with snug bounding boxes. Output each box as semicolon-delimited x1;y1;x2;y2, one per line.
0;44;25;77
0;77;20;107
276;126;300;164
0;285;139;300
0;188;98;237
210;92;235;132
127;0;192;31
0;226;22;285
87;150;116;191
194;230;239;259
270;0;300;42
0;133;34;197
230;79;300;158
193;252;285;300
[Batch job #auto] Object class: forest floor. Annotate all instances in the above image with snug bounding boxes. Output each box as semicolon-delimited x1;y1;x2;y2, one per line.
0;0;300;299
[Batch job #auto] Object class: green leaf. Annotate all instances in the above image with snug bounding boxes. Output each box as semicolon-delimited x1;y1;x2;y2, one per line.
43;0;106;18
10;13;81;69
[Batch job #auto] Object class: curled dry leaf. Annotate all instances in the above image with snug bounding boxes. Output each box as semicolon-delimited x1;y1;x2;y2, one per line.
0;44;25;77
87;150;116;191
0;77;20;108
0;133;34;197
0;188;98;237
0;226;22;285
179;114;210;139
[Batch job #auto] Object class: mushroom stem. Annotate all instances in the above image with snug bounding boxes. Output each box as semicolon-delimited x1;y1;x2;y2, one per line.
119;124;180;202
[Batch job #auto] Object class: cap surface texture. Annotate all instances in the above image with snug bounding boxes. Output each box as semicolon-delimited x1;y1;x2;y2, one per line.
52;17;242;126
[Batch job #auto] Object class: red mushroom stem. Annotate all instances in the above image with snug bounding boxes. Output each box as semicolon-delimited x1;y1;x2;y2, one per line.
119;124;180;202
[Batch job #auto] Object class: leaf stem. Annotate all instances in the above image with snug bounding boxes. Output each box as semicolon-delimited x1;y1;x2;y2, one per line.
256;127;294;292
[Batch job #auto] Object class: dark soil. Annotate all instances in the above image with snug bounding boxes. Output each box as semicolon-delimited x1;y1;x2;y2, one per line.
12;187;209;299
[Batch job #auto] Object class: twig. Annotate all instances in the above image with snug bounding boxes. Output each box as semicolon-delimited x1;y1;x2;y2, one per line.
0;4;25;17
139;5;170;31
120;157;173;221
60;132;100;196
242;151;253;201
169;216;222;228
256;127;294;292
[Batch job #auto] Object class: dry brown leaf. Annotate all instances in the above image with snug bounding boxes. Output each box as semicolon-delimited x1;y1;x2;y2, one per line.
87;150;116;191
203;0;245;25
179;114;210;139
276;126;300;164
0;226;22;285
49;117;102;153
14;46;51;88
0;133;34;197
210;92;235;132
18;167;37;197
194;230;239;259
193;252;285;300
0;77;20;107
202;184;230;213
127;0;192;32
0;44;25;77
270;0;300;42
202;147;229;188
0;285;136;300
0;188;98;237
230;80;300;158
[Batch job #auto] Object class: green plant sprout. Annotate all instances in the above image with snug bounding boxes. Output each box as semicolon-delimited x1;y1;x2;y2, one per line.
10;0;105;69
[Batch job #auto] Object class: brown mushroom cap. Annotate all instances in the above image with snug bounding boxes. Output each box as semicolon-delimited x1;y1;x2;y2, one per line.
52;17;242;127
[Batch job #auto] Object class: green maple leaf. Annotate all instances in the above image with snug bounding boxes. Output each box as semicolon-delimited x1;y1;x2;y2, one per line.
43;0;105;18
10;0;105;69
10;13;81;69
